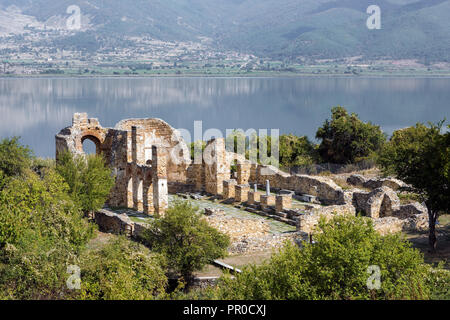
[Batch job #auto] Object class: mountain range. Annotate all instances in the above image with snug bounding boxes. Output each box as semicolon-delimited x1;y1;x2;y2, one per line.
0;0;449;61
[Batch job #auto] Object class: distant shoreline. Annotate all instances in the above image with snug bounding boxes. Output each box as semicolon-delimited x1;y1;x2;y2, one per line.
2;72;450;79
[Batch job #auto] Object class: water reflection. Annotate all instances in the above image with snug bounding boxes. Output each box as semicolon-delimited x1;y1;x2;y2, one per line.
0;77;449;157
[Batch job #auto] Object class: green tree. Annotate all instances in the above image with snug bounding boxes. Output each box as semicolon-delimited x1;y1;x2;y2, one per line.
378;122;450;251
279;134;317;168
56;152;115;216
144;201;230;283
0;137;33;178
214;216;434;300
79;237;167;300
316;106;386;164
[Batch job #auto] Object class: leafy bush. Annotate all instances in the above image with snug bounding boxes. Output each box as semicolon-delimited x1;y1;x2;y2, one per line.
316;106;386;164
56;152;115;215
0;137;33;178
144;201;230;282
79;237;167;300
214;215;433;300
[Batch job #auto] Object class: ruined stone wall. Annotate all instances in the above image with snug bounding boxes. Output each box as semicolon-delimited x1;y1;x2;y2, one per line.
115;118;191;184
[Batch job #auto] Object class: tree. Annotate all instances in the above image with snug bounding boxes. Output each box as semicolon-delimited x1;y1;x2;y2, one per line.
378;122;450;251
316;106;386;164
56;152;115;216
214;215;435;300
144;201;230;283
279;134;317;168
0;137;33;179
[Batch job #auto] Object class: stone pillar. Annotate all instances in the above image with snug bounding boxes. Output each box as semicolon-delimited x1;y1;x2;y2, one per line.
152;146;168;216
204;138;229;195
237;162;251;185
143;169;154;215
276;194;292;213
265;180;271;196
131;126;144;165
250;163;258;184
193;163;205;192
260;194;275;210
235;184;250;203
248;191;261;205
223;179;237;199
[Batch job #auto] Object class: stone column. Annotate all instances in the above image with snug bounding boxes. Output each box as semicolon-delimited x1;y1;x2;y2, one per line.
152;146;168;216
276;194;292;213
143;168;154;215
235;184;250;203
204;138;229;195
131;126;144;165
223;179;237;200
260;194;275;210
237;161;251;185
248;190;261;205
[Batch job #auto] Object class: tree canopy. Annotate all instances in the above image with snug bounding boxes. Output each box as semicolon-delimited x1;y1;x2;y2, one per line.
316;106;386;164
144;201;230;282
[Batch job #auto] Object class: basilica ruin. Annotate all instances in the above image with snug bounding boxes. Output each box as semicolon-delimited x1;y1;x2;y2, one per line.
56;113;429;246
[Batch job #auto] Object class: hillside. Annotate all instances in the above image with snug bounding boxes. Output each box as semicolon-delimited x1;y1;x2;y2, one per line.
0;0;449;62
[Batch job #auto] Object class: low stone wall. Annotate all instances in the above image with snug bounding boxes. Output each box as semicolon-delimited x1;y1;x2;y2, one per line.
347;174;406;191
228;233;304;255
297;205;356;234
95;209;134;236
250;165;346;205
373;213;428;236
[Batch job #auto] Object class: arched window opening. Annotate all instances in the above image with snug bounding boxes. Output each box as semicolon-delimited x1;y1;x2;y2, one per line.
81;135;101;155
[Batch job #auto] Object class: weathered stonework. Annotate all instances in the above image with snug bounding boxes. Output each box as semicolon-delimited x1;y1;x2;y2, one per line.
223;179;237;200
247;191;261;205
276;194;292;213
236;162;251;185
58;114;428;241
235;184;250;203
56;113;185;216
352;186;400;218
260;195;275;209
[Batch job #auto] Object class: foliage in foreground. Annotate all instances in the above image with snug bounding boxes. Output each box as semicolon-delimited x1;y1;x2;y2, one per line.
79;237;168;300
56;151;115;215
144;201;230;281
212;216;443;300
0;167;95;299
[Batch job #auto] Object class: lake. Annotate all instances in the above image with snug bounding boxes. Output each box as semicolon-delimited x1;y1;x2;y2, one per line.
0;76;449;158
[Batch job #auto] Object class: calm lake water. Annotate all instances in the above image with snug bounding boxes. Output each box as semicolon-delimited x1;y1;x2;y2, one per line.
0;76;449;157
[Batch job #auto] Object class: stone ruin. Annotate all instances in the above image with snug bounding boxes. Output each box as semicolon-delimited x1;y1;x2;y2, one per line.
56;113;428;237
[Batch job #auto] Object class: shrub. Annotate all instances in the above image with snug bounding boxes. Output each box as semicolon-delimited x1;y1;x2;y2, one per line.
0;168;94;250
79;237;167;300
215;215;433;300
144;201;230;282
0;137;33;178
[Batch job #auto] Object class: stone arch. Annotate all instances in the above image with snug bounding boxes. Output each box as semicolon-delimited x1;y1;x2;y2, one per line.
81;134;102;155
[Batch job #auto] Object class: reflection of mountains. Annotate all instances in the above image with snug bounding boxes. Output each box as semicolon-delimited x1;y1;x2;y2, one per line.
0;77;449;140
